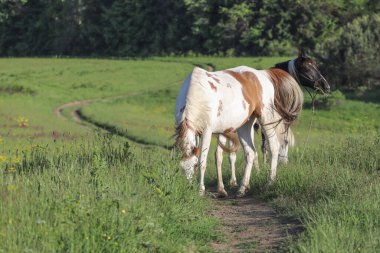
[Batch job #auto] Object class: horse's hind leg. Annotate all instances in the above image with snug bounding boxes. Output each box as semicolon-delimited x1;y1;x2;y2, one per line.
228;150;238;187
236;118;259;197
218;135;238;187
215;135;228;197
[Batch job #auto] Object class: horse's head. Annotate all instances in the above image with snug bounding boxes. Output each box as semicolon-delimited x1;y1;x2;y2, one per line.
293;54;330;94
180;146;199;180
175;120;199;180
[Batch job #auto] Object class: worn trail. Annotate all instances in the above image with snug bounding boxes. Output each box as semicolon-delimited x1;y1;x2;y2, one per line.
210;191;302;252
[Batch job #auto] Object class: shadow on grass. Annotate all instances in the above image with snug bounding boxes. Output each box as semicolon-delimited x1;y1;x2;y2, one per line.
76;109;174;150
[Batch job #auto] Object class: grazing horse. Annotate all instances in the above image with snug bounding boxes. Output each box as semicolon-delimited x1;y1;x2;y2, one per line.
215;123;295;197
175;55;330;197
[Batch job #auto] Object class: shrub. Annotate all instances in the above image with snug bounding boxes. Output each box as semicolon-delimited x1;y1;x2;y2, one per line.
314;14;380;89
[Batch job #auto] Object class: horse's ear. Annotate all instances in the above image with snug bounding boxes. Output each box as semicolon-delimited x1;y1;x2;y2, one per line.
298;49;306;58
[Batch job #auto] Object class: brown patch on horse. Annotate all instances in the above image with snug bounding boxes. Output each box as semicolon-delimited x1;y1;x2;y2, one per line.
224;127;234;133
266;68;303;130
224;70;263;118
209;81;217;92
212;77;221;84
217;100;223;117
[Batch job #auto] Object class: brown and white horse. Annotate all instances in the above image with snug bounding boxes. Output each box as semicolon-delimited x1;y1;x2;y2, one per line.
175;55;330;197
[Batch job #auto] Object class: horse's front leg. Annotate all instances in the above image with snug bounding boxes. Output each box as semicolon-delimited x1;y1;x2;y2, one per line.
236;119;258;197
199;129;213;195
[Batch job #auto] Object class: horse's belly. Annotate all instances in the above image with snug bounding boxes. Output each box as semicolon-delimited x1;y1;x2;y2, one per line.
212;89;250;132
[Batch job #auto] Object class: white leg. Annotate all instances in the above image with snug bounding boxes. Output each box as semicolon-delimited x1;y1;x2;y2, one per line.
199;129;213;195
251;125;260;173
228;150;238;187
259;114;280;184
236;119;258;197
215;135;228;197
278;141;289;164
218;135;238;187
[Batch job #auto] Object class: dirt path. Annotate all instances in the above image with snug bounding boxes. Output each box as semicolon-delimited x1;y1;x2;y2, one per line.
54;91;302;253
209;191;302;252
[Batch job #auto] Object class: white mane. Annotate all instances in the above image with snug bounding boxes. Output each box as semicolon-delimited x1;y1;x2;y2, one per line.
182;67;214;134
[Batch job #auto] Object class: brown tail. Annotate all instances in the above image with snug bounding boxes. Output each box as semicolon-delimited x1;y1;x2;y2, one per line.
218;132;240;153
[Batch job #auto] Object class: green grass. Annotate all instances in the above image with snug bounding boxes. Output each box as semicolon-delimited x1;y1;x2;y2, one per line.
0;136;218;252
1;57;380;252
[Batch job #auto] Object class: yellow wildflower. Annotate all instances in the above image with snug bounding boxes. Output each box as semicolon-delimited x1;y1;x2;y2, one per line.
0;155;7;163
7;184;17;191
12;156;22;165
121;209;127;214
17;116;29;128
8;167;16;173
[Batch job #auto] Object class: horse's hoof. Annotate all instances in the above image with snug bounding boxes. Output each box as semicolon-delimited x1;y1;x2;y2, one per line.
229;180;238;188
235;191;246;198
236;186;249;198
217;189;228;198
199;189;205;196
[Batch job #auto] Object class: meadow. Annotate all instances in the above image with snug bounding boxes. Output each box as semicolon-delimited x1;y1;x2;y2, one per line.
0;57;379;252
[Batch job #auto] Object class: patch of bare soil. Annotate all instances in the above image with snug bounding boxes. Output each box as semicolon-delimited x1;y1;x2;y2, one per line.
210;192;303;253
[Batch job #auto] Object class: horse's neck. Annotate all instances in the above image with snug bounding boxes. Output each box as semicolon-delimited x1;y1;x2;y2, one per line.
274;59;302;85
274;61;290;73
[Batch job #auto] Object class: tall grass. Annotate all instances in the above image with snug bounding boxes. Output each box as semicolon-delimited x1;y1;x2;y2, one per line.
245;134;380;252
0;135;218;252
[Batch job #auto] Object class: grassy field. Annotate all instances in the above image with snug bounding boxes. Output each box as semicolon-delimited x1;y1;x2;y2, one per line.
1;57;380;252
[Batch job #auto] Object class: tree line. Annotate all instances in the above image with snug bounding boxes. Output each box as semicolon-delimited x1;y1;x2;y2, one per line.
0;0;379;87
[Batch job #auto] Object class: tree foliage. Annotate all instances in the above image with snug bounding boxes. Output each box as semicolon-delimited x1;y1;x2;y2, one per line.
0;0;379;86
315;14;380;89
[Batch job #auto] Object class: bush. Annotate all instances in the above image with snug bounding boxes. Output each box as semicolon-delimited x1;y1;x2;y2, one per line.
314;14;380;89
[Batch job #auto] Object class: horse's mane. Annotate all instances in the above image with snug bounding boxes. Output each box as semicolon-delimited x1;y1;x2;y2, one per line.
274;122;295;147
174;119;192;158
179;67;213;134
175;67;214;153
266;68;304;130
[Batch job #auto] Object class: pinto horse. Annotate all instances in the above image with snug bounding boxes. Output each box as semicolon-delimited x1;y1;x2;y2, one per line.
175;55;330;197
